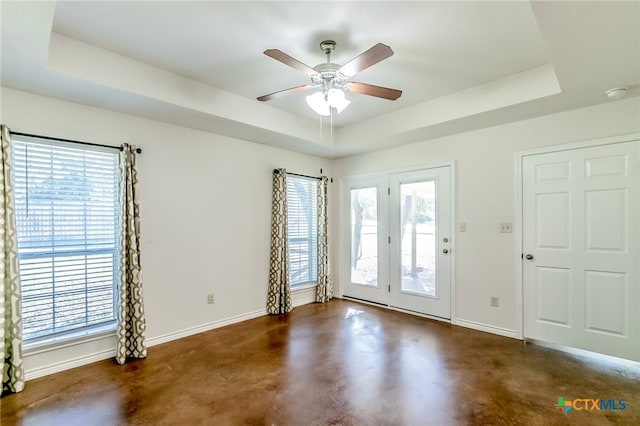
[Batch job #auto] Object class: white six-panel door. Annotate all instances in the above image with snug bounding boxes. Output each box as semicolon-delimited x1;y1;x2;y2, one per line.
522;141;639;361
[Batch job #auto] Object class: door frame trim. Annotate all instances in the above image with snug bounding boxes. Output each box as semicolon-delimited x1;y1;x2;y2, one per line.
514;133;640;340
338;160;457;323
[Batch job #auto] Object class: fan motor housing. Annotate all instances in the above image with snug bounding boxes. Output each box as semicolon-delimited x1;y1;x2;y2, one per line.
312;63;343;81
312;40;345;85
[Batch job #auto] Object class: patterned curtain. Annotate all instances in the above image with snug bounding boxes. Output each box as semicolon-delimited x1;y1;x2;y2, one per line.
316;176;333;303
1;125;24;394
267;168;292;314
116;143;147;364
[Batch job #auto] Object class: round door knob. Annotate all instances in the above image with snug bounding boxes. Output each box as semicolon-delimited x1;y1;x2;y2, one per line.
525;254;534;260
443;249;449;254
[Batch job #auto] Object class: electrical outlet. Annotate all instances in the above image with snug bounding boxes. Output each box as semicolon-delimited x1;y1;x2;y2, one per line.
207;293;215;304
490;296;499;307
459;222;467;232
500;223;512;233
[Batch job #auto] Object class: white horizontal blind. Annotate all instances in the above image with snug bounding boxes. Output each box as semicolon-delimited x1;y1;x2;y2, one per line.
11;137;120;341
286;175;318;286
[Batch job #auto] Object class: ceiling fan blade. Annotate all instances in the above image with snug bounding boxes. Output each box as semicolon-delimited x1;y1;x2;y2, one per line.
347;82;402;100
257;84;312;102
339;43;394;78
264;49;318;76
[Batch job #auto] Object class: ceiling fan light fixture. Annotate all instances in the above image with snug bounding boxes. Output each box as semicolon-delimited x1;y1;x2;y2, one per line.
306;88;351;116
306;91;331;116
328;88;350;114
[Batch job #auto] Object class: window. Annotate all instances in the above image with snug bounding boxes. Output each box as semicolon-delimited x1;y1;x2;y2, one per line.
11;136;120;341
286;175;317;286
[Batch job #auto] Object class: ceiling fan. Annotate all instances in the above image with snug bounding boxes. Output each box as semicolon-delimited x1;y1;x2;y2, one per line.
257;40;402;116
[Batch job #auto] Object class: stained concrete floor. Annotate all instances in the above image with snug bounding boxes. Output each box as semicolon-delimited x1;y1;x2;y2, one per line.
2;299;639;425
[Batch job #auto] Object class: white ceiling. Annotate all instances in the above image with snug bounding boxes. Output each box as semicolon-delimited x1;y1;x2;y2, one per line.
1;1;639;157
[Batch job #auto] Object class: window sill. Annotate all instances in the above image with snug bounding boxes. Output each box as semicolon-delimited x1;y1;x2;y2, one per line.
291;282;317;293
24;323;117;355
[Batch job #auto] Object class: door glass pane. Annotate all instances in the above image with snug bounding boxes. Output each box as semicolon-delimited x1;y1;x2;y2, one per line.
351;187;377;287
400;180;436;296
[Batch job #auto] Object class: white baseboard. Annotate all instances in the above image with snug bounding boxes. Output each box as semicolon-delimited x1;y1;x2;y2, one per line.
146;308;267;347
454;318;518;339
328;296;519;341
292;295;316;307
147;295;317;348
25;308;267;380
294;297;317;307
291;285;317;307
23;297;324;381
25;348;115;381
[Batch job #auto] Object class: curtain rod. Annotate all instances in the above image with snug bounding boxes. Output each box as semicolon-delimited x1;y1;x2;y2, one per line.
274;169;333;183
11;131;142;154
275;169;321;181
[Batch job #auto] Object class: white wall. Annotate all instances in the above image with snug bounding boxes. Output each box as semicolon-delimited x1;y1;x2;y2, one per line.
3;85;639;378
1;87;331;378
333;97;640;336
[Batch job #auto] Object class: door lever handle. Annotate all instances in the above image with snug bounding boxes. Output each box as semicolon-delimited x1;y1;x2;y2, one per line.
525;254;534;260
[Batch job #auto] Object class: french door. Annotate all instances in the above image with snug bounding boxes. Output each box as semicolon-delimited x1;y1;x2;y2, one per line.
342;174;389;305
522;140;639;361
389;168;452;318
343;166;453;319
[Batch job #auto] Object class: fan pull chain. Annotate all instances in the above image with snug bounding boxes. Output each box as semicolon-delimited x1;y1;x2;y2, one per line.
25;144;29;217
330;122;334;162
330;108;333;145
